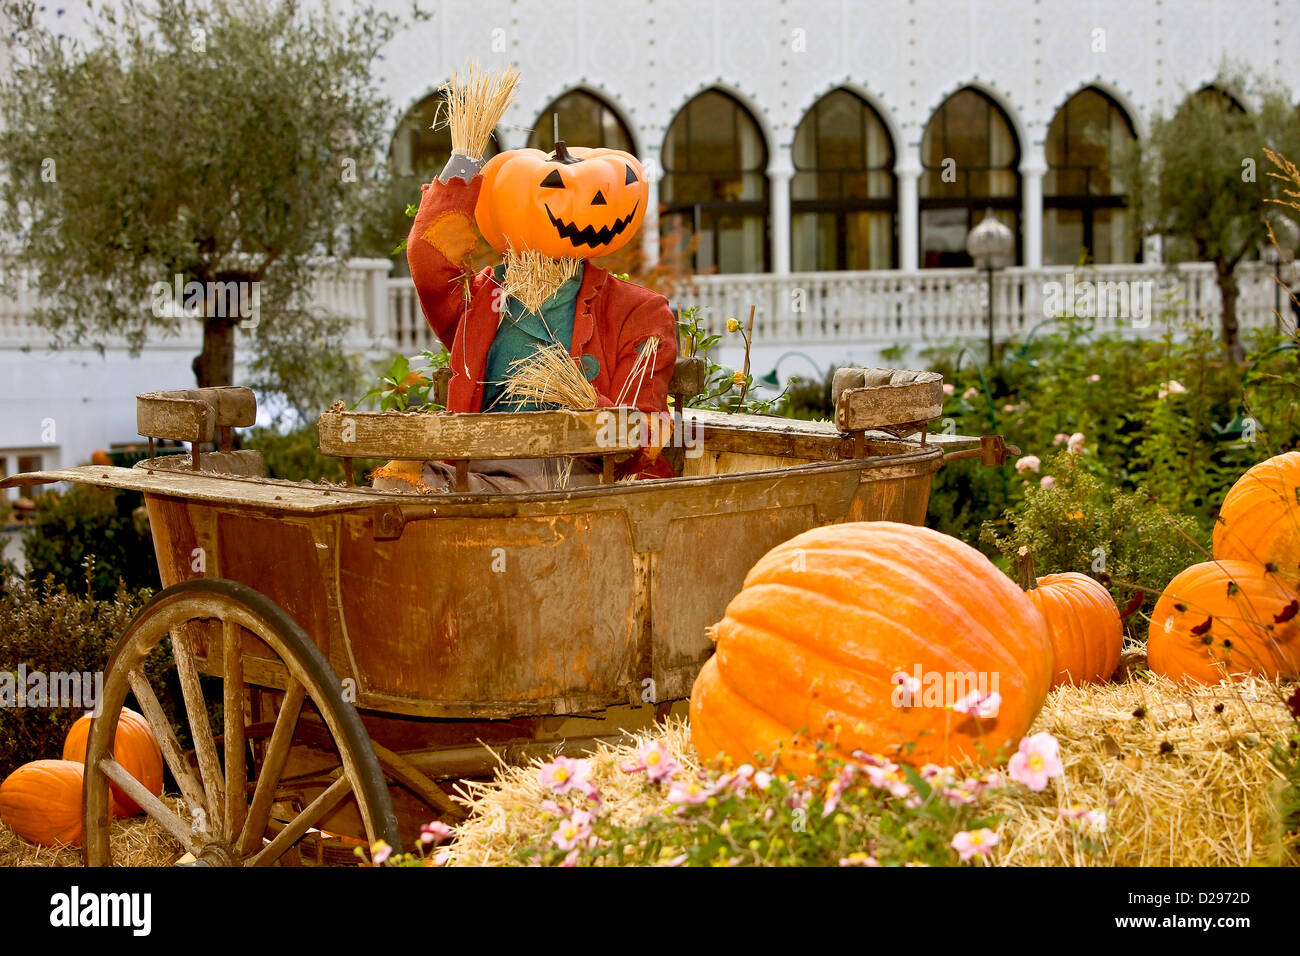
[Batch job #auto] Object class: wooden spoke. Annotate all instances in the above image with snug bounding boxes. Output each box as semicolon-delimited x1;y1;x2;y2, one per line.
249;774;353;867
170;623;226;830
222;618;247;843
98;758;205;858
237;679;305;857
370;741;465;820
128;667;207;818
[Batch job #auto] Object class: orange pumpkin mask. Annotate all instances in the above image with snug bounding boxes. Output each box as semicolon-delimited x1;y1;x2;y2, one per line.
475;142;648;260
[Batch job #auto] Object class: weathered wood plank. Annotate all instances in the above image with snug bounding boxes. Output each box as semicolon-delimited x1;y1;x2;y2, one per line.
316;408;641;461
137;387;257;442
831;369;945;433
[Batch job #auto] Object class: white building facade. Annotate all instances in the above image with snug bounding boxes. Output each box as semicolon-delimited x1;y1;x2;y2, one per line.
2;0;1297;481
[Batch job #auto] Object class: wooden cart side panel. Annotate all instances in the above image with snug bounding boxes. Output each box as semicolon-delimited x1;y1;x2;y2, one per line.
335;510;640;713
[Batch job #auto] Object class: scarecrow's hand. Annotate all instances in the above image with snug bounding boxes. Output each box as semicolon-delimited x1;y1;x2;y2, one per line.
439;152;483;185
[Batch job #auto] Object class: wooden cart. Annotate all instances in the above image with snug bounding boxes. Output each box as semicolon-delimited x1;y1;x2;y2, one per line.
1;367;1015;866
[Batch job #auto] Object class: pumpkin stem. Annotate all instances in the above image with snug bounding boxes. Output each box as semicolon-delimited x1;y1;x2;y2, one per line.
1015;546;1038;590
552;140;582;165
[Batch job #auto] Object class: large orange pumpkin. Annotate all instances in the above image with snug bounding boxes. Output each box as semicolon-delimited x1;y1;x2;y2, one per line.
0;760;86;846
1147;559;1300;684
689;522;1055;773
475;142;648;260
63;707;163;817
1212;452;1300;581
1018;553;1123;687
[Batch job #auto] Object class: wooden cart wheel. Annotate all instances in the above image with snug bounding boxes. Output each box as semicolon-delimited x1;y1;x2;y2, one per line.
82;578;401;866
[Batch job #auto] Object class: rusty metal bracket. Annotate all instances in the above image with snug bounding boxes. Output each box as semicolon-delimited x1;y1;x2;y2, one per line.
373;505;407;540
941;434;1021;467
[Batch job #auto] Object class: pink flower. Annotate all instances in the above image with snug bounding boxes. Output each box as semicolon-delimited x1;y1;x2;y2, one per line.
550;809;594;851
1157;380;1186;399
420;821;454;845
839;852;879;867
1008;732;1064;792
942;383;955;397
1067;432;1086;454
951;828;999;861
432;847;452;867
865;762;912;799
891;670;922;707
621;740;681;783
1014;455;1040;475
1083;809;1108;832
1040;475;1056;489
943;786;977;807
561;849;581;867
753;770;773;791
822;777;846;817
370;840;392;865
1087;373;1101;383
963;387;980;400
1053;433;1068;445
667;779;712;805
921;764;956;786
952;689;1001;720
1059;803;1089;820
538;756;591;795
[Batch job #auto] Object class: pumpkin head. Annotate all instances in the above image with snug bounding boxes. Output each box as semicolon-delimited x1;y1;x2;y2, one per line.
1147;559;1300;684
63;707;163;817
1213;452;1300;581
690;522;1054;773
0;759;86;846
1022;570;1123;688
475;142;647;260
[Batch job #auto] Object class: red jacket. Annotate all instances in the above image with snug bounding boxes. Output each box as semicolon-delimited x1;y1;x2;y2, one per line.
407;173;677;478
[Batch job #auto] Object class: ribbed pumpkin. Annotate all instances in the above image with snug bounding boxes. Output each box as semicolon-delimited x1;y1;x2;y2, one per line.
1212;452;1300;580
1017;551;1123;687
0;760;86;846
689;522;1055;772
63;707;163;817
1147;559;1300;684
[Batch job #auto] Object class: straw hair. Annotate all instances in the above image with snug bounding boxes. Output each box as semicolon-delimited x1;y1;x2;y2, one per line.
438;62;520;160
501;343;598;410
501;248;580;315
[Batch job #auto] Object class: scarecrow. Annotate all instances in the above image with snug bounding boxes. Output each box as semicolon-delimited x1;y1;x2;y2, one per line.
373;66;676;494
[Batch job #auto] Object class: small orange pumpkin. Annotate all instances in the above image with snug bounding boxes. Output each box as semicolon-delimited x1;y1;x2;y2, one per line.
63;707;163;817
0;760;86;846
475;142;648;260
1212;451;1300;580
1147;559;1300;684
690;522;1055;772
1017;551;1123;687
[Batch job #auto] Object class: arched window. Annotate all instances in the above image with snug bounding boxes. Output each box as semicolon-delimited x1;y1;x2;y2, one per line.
660;90;769;274
526;89;634;153
392;90;501;180
791;89;896;271
920;88;1020;267
1044;87;1139;265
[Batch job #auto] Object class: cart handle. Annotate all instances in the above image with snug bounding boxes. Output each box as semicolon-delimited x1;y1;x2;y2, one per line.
137;386;257;470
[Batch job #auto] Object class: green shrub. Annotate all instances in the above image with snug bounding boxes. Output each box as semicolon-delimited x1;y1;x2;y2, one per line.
0;566;163;778
21;485;160;599
981;450;1205;628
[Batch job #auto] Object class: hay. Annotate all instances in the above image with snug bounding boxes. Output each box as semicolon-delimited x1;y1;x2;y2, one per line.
444;677;1299;867
0;796;185;867
438;62;520;161
500;248;581;315
501;343;598;411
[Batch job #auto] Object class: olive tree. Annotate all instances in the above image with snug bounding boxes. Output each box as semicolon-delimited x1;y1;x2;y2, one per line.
0;0;402;398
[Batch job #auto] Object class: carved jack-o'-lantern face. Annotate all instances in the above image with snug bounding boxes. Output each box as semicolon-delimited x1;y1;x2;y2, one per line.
475;142;648;260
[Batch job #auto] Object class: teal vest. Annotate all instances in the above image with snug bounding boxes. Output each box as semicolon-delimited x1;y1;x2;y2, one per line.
480;262;586;412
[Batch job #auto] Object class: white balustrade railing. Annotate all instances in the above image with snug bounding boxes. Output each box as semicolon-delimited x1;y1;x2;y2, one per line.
2;256;1289;359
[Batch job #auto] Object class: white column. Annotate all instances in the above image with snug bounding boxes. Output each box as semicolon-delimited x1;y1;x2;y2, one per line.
896;166;920;272
1021;152;1045;268
769;164;793;275
641;151;661;270
1144;235;1163;265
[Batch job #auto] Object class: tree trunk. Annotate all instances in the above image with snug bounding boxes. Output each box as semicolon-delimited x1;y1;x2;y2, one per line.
190;273;254;387
1215;265;1245;364
192;316;238;387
